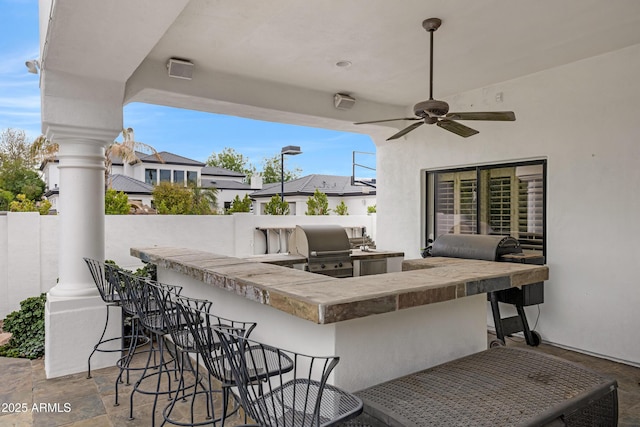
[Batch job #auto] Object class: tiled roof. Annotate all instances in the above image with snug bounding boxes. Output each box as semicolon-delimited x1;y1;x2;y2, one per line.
250;174;376;198
135;151;205;166
201;178;252;190
201;166;245;178
109;174;153;194
44;174;153;196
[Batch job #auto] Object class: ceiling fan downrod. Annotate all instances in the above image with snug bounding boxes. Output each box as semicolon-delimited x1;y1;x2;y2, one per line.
422;18;441;101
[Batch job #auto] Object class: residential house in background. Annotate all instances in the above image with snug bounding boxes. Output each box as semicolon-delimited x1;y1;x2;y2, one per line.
201;166;258;211
41;151;261;213
250;174;376;215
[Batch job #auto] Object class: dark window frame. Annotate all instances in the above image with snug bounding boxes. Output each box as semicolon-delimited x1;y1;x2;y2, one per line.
144;168;158;185
173;170;185;185
426;159;547;257
159;169;171;182
187;171;198;186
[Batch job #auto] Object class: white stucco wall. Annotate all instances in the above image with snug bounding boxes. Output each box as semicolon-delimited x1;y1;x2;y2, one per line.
375;43;640;366
158;265;487;392
0;213;376;317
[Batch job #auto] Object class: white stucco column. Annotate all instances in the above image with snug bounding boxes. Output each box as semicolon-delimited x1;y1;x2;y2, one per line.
44;125;121;378
49;128;109;297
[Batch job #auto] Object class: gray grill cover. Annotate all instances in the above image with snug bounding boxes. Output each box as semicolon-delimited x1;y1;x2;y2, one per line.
289;225;351;257
430;234;522;261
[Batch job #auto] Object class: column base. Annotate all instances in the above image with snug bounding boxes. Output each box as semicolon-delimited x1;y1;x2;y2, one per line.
45;294;122;379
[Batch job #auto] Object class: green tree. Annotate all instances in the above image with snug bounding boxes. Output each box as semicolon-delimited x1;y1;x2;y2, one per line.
191;186;219;215
206;147;255;180
152;182;219;215
335;200;349;215
306;189;330;215
0;189;14;211
9;194;51;215
0;161;46;201
29;135;58;168
153;182;194;214
0;128;37;169
263;195;290;215
260;155;302;184
105;189;130;214
227;194;252;214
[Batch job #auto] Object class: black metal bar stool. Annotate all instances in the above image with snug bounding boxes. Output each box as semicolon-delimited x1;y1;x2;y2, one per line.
98;263;154;408
214;327;364;427
178;296;299;427
118;272;185;427
83;258;148;380
149;285;223;426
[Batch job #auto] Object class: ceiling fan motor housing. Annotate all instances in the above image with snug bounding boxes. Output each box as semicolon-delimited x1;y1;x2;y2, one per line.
414;99;449;118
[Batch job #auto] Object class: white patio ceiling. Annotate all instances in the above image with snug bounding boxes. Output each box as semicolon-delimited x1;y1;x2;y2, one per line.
41;0;640;131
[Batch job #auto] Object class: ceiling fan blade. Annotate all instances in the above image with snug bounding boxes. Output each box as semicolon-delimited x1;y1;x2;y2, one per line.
445;111;516;121
437;120;479;137
387;122;424;140
354;117;420;125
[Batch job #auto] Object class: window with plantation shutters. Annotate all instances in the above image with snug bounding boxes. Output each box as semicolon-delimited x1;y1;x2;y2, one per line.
427;160;546;256
460;179;477;234
434;177;454;236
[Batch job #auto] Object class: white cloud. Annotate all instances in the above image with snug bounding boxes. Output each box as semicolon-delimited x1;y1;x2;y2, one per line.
0;95;41;110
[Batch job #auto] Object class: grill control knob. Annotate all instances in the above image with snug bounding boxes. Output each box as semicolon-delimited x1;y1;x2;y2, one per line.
338;262;343;267
321;264;326;269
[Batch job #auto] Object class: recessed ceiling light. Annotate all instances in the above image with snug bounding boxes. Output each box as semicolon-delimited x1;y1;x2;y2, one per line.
336;60;352;68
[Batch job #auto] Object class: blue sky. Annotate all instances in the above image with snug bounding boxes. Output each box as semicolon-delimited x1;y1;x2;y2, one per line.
0;1;376;178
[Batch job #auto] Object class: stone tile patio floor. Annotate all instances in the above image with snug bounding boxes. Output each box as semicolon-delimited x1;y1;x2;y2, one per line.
1;333;639;426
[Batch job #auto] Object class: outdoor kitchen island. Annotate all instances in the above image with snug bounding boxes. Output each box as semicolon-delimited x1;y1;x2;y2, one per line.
131;246;549;392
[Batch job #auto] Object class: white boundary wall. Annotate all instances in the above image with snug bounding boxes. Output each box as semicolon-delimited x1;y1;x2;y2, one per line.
0;212;376;318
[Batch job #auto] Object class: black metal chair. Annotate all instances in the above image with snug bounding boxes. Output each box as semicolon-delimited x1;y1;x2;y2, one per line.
99;263;155;408
214;328;364;427
83;258;148;380
119;271;185;426
148;283;220;426
177;295;296;426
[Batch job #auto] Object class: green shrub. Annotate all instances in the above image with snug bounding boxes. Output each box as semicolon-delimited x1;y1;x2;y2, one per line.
263;195;289;215
306;189;330;215
105;188;130;214
335;200;349;215
9;193;51;215
227;194;252;214
0;293;47;359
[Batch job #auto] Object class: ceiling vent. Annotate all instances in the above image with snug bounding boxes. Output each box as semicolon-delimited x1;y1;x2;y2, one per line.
167;58;194;80
334;93;356;110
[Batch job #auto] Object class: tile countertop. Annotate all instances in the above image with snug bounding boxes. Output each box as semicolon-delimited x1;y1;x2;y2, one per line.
131;247;548;325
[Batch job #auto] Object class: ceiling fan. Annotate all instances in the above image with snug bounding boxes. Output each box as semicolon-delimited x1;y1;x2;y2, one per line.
355;18;516;140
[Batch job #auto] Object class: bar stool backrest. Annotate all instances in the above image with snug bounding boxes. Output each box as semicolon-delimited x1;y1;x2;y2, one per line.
119;272;181;334
214;327;356;427
84;258;118;304
176;295;257;384
104;264;137;317
147;282;195;351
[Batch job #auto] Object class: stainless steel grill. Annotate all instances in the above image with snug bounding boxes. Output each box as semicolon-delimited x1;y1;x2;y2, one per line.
427;233;545;347
288;225;353;278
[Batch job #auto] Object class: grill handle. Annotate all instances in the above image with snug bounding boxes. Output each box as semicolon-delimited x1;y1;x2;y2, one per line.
310;249;352;257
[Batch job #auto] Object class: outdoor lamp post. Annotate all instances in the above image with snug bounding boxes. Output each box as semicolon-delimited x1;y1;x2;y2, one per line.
280;145;302;202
